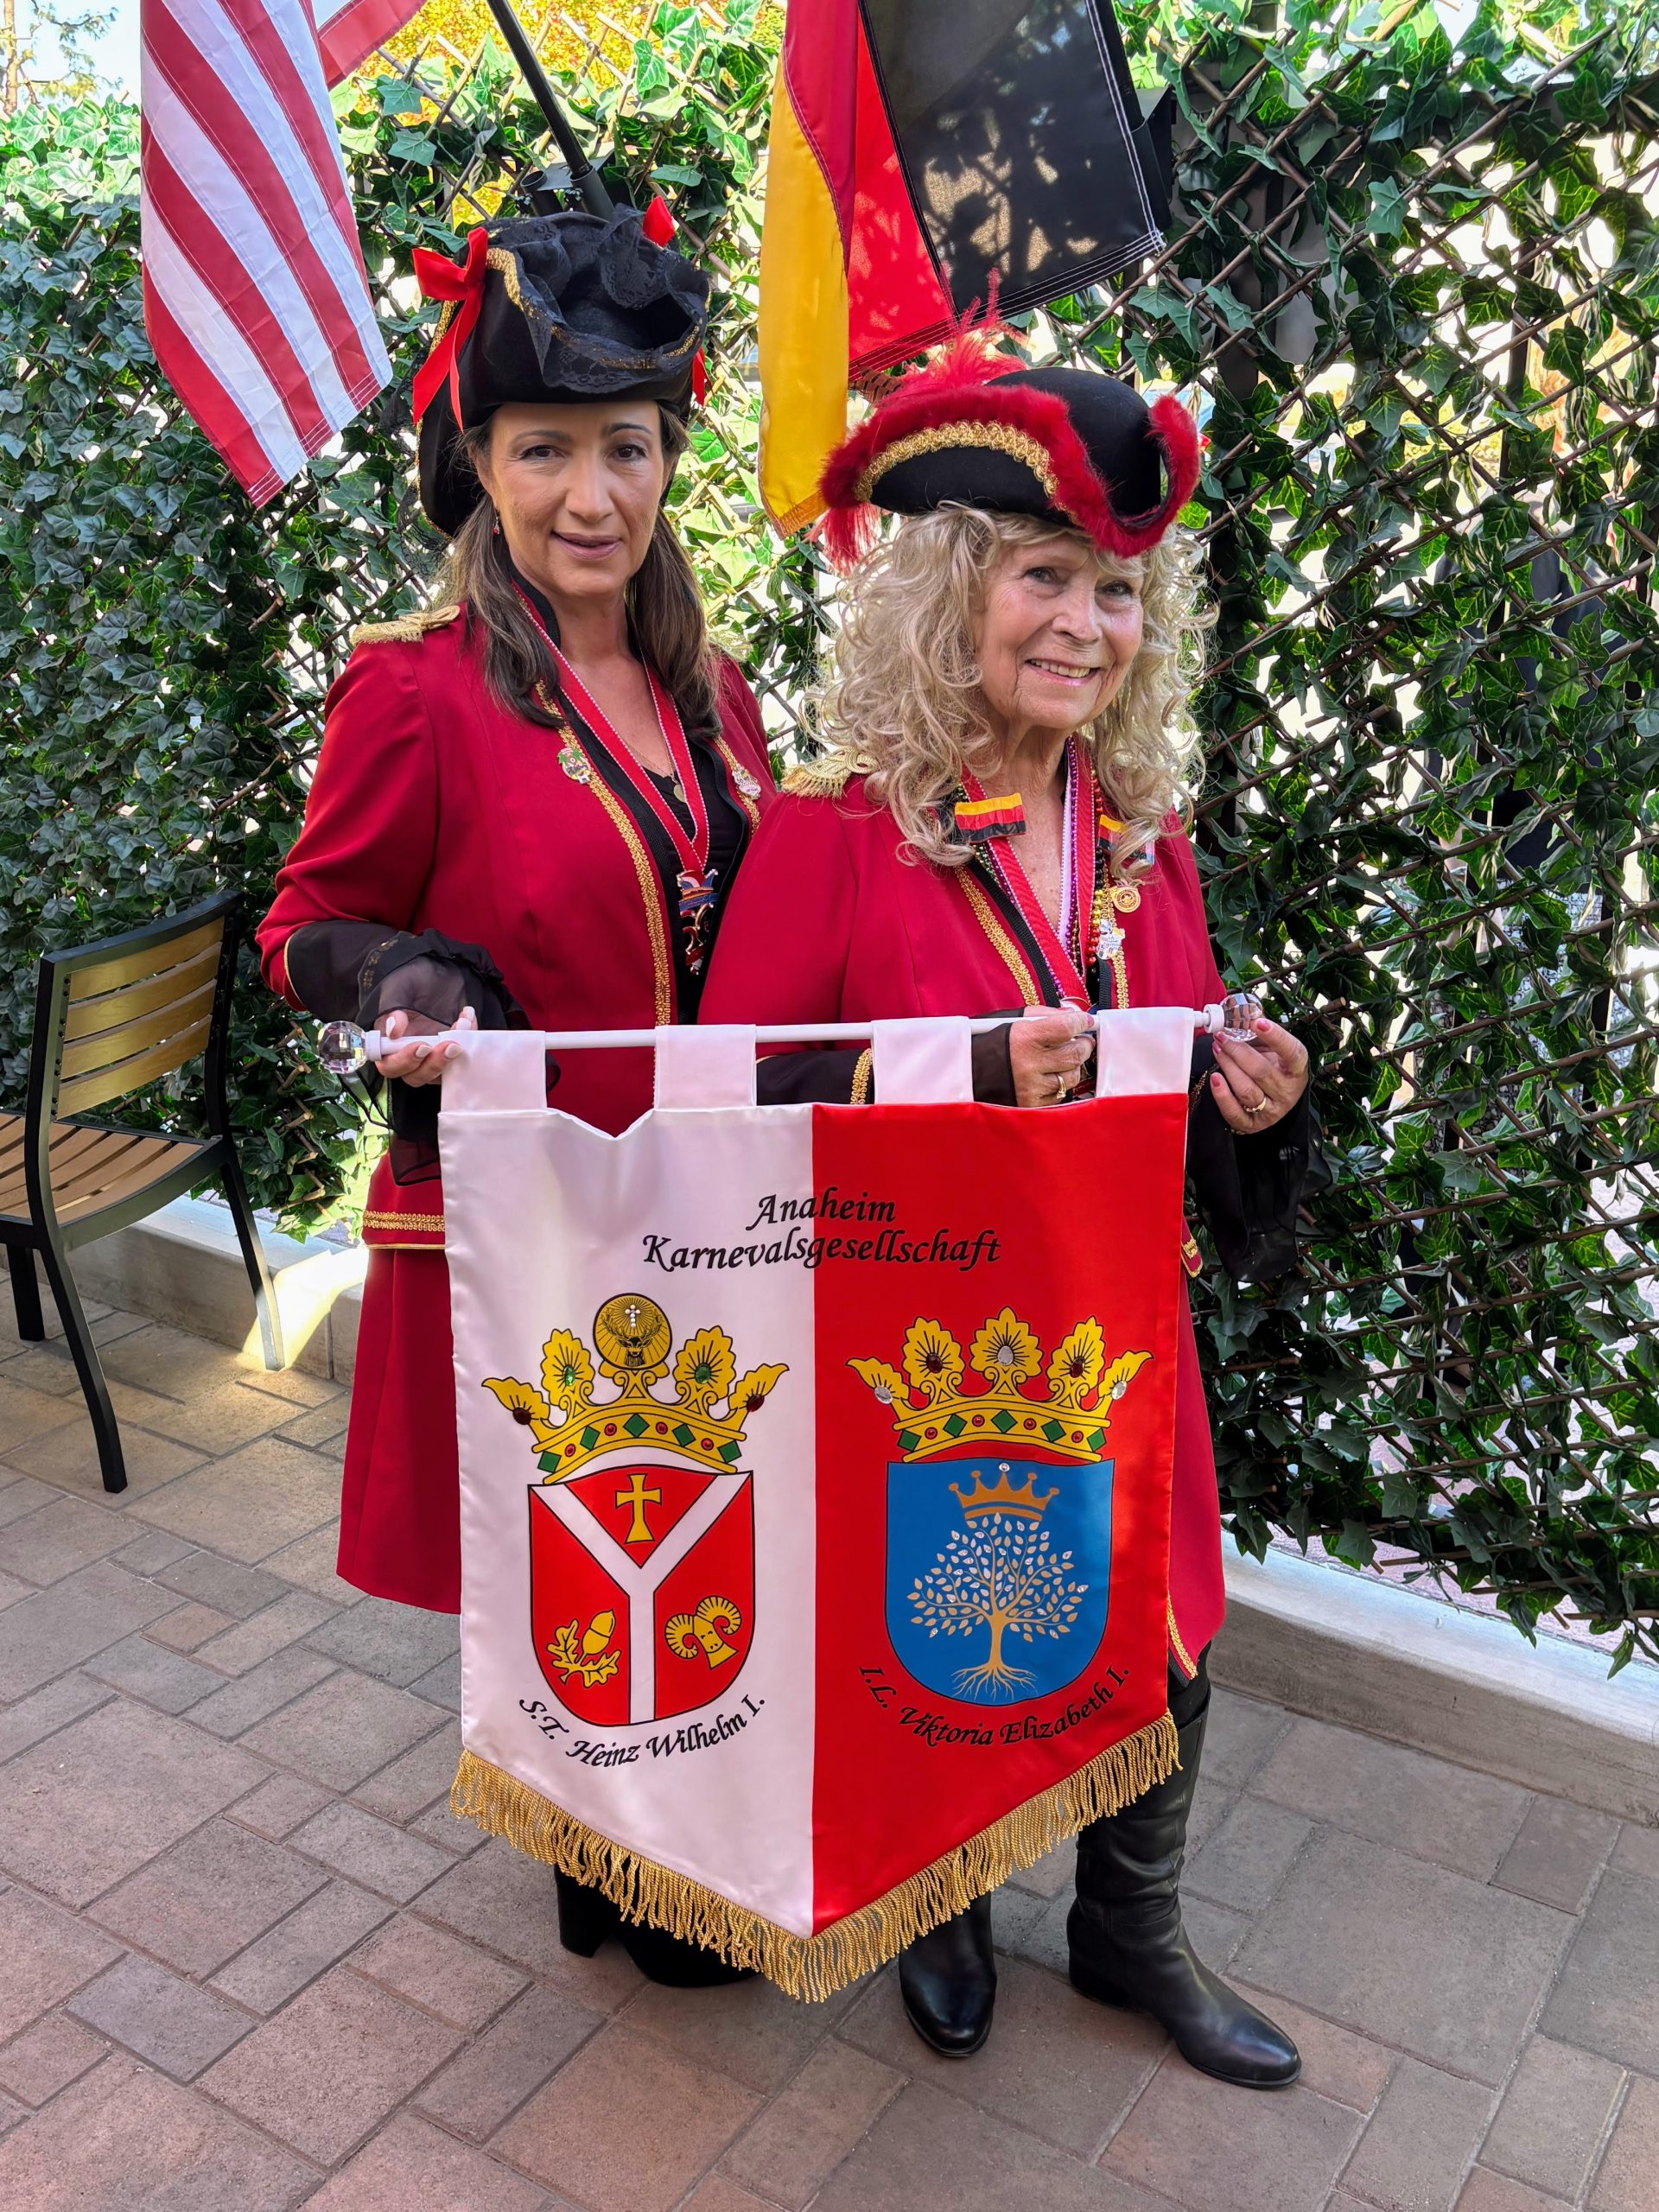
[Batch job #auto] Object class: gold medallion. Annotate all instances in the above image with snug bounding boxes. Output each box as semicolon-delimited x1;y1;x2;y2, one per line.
594;1292;673;1379
559;741;593;785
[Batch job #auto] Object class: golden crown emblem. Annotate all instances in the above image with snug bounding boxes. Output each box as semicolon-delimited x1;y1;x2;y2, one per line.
950;1465;1060;1520
850;1307;1150;1464
483;1293;787;1483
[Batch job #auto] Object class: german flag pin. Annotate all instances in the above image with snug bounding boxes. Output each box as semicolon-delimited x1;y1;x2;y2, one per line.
953;793;1027;841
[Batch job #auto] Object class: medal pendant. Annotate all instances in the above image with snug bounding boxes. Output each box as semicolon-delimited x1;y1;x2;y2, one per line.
677;867;720;976
558;741;592;785
732;762;761;800
1109;885;1141;913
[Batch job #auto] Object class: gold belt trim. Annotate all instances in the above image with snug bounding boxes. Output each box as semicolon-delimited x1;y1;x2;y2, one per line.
363;1208;445;1234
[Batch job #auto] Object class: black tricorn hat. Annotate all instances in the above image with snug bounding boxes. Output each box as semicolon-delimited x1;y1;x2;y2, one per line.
413;207;710;537
819;334;1201;568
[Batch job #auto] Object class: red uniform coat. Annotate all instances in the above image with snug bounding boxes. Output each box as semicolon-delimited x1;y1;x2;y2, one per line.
697;774;1228;1676
259;608;773;1611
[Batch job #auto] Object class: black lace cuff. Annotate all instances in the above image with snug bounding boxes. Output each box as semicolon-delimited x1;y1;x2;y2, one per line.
1185;1037;1331;1281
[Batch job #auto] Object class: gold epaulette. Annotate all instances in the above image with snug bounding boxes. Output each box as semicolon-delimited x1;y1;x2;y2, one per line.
782;753;871;798
351;603;462;648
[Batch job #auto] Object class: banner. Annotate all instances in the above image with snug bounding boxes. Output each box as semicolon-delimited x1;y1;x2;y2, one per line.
442;1014;1193;1996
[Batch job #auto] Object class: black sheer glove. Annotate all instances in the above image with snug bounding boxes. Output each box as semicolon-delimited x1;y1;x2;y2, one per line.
1185;1035;1331;1281
288;924;541;1185
753;1046;867;1104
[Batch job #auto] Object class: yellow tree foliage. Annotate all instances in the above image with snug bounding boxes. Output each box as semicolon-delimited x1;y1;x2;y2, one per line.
383;0;702;83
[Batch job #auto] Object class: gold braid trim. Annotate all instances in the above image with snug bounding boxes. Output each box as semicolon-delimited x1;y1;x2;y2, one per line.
849;1047;874;1104
352;603;462;648
1166;1601;1199;1682
959;871;1041;1006
362;1209;445;1235
562;724;675;1025
782;752;871;799
859;422;1062;506
452;1708;1178;2002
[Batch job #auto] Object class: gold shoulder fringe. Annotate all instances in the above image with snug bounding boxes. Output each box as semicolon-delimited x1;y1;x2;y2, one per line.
351;602;462;647
782;752;871;799
451;1707;1177;2002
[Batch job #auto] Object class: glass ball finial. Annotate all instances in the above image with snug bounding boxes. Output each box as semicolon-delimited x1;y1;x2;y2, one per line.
317;1020;373;1077
1219;990;1265;1044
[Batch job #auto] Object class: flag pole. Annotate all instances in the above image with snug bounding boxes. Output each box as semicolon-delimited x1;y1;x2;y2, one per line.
482;0;614;216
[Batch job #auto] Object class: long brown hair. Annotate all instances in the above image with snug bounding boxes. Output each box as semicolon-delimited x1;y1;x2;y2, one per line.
442;407;719;738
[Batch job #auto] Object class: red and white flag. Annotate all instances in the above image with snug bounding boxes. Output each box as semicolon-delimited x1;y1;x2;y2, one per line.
439;1015;1193;1995
138;0;423;504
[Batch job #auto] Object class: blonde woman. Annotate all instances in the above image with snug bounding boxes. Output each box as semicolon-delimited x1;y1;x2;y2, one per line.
701;352;1321;2079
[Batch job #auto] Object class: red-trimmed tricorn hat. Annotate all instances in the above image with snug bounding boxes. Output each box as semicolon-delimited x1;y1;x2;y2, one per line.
819;335;1201;569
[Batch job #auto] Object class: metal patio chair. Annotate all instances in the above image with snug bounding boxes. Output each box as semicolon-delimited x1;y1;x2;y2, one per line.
0;890;283;1492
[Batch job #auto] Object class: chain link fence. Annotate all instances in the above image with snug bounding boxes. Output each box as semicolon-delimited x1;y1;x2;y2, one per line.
2;0;1656;1656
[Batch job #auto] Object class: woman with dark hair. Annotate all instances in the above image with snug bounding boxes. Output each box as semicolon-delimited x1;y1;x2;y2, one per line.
701;335;1323;2078
258;211;772;1980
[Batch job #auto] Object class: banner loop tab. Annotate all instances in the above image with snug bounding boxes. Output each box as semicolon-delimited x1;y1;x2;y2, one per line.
653;1024;759;1109
871;1016;974;1103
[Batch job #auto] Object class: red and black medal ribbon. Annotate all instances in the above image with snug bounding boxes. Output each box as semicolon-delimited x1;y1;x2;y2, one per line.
961;740;1100;1006
517;591;719;974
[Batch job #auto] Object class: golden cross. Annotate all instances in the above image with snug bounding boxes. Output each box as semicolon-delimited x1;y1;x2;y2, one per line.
616;1468;661;1545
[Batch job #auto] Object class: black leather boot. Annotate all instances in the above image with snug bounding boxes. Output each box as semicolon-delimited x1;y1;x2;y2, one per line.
898;1894;996;2056
1068;1687;1300;2088
556;1872;754;1988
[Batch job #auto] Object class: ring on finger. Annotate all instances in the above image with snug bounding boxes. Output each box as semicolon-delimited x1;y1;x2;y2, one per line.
1245;1094;1268;1117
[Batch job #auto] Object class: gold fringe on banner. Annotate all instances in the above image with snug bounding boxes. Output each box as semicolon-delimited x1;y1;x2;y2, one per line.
450;1707;1178;2002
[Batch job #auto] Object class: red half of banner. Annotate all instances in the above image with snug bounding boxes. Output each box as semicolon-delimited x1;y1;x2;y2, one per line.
808;1088;1185;1931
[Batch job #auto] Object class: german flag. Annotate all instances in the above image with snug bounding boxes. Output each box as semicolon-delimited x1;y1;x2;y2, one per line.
758;0;1171;535
953;794;1028;841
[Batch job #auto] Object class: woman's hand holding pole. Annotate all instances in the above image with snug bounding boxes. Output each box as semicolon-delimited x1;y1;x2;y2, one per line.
374;1004;478;1086
1208;1016;1309;1135
1008;1005;1096;1108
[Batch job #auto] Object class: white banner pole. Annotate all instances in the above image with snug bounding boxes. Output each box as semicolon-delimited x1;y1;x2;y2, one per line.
327;1004;1239;1069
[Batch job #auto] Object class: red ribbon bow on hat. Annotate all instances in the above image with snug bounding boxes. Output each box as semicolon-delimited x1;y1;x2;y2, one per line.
412;226;490;429
641;196;705;407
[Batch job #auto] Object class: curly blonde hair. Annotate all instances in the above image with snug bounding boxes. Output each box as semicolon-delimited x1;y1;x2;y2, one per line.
811;507;1213;874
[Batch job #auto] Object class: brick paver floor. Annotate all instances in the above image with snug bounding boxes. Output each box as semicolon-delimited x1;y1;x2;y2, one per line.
0;1294;1655;2211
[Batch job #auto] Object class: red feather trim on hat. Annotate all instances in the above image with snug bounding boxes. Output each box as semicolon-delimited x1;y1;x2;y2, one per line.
819;321;1020;566
1115;393;1203;550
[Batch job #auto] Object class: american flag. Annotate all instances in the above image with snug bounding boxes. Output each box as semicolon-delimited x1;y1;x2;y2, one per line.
139;0;423;505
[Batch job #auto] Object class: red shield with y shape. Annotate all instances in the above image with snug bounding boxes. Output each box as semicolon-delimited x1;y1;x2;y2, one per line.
528;1459;754;1726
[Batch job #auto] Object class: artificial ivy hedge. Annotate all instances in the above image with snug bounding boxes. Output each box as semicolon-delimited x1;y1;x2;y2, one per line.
1;1;1656;1657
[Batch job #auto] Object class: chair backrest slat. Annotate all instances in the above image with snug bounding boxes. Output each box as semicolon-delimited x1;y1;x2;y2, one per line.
28;893;239;1204
62;941;221;1042
56;1017;215;1118
64;913;225;1001
59;973;219;1083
